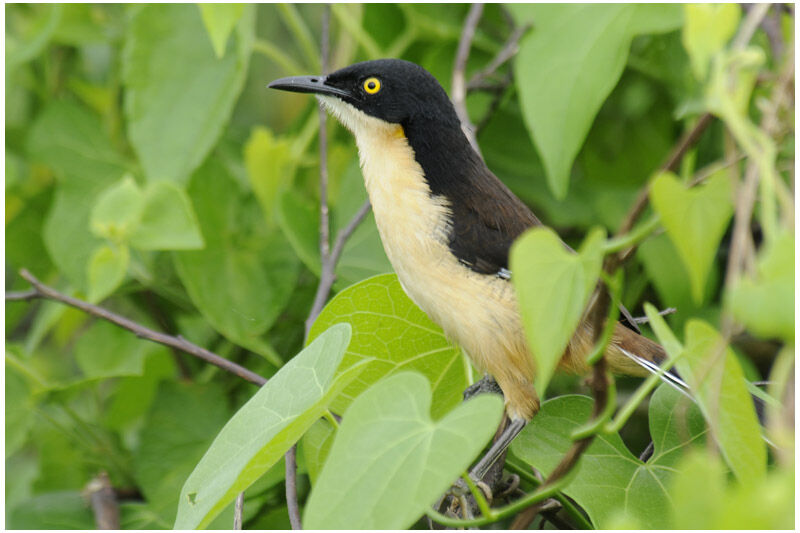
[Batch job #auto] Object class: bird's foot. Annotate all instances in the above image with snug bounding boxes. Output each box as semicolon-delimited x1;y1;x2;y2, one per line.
463;374;503;401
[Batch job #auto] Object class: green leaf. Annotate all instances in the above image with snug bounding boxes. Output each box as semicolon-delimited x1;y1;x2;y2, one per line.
649;170;733;303
122;4;253;183
682;4;741;80
510;227;605;395
301;418;337;484
511;385;706;528
198;4;244;58
90;175;144;242
677;320;766;481
87;244;130;303
74;320;147;379
727;231;794;342
6;4;63;67
133;381;231;525
174;159;299;364
308;273;469;419
304;372;504;529
130;182;204;250
174;324;368;530
509;4;683;198
244;126;296;228
28;100;128;292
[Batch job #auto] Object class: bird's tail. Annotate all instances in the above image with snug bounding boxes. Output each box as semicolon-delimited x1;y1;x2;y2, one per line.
608;325;690;397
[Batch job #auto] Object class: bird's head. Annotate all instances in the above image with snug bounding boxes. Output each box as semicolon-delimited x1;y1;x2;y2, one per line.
268;59;461;136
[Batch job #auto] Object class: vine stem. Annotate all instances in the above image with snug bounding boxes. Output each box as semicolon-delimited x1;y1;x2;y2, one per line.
452;3;484;157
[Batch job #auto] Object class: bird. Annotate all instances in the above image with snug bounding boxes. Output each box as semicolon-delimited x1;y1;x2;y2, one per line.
268;59;677;479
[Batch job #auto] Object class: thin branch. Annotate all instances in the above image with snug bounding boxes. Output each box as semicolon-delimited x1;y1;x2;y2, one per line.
85;472;120;530
8;269;268;387
233;491;245;530
285;444;302;530
731;3;770;51
467;23;530;91
304;199;371;336
452;3;484;157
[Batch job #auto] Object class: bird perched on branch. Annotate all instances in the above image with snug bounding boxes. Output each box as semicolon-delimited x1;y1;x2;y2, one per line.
269;59;675;479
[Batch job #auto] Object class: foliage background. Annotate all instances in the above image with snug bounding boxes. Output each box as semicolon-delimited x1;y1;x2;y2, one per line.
5;3;794;530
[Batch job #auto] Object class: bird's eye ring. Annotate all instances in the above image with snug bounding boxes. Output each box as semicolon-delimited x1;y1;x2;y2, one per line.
363;77;381;94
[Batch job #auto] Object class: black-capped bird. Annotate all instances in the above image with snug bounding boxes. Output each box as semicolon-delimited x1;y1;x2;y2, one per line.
269;59;675;478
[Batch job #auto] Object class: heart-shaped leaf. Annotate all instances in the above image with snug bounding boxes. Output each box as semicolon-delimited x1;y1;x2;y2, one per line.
308;273;469;419
511;385;706;528
304;372;504;529
174;323;368;530
510;227;605;395
509;4;683;198
650;170;733;303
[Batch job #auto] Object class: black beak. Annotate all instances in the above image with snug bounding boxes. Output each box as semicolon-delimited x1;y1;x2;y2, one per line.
267;75;351;99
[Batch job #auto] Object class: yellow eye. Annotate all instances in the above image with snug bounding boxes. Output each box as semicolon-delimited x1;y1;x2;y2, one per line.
363;77;381;94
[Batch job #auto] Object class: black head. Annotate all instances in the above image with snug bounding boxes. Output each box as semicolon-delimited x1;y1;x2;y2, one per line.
268;59;460;128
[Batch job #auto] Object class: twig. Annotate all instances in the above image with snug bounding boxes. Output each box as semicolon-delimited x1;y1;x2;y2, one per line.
233;491;245;530
285;444;302;530
631;307;676;324
452;3;484;156
467;23;531;91
731;3;770;51
85;472;120;530
304;199;371;336
8;269;268;387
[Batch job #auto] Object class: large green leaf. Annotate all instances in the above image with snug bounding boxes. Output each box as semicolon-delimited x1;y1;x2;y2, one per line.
677;320;766;481
28;100;128;292
308;273;469;419
509;4;683;198
244;126;296;229
130;182;204;250
122;4;253;183
304;372;504;529
650;170;733;303
175;324;368;530
73;320;147;379
7;491;95;530
173;159;299;364
511;385;706;528
509;227;605;395
727;231;794;342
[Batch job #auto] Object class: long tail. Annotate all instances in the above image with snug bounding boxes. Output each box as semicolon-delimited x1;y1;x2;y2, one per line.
609;325;690;396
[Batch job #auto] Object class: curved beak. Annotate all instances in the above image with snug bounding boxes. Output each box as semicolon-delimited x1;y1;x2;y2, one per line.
267;75;351;99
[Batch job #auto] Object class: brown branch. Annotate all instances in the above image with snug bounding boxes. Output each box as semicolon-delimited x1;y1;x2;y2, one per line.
285;444;302;530
8;269;268;387
85;472;120;530
452;3;484;157
467;23;531;91
233;491;245;530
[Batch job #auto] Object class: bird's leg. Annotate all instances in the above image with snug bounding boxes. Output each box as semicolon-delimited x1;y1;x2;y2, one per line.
469;418;527;480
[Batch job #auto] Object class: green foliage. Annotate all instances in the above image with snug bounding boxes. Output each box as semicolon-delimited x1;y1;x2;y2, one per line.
304;372;504;529
509;4;682;198
650;169;734;303
511;385;706;528
123;4;254;183
5;3;793;530
175;324;366;529
510;227;605;394
309;274;469;418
